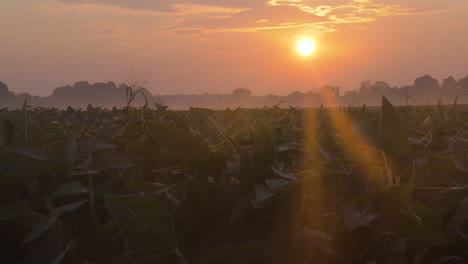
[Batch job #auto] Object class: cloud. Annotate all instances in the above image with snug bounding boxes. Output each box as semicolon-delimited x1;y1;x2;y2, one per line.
269;0;446;23
172;5;329;32
187;0;265;8
55;0;262;13
51;0;449;35
57;0;176;12
47;0;251;22
173;29;204;35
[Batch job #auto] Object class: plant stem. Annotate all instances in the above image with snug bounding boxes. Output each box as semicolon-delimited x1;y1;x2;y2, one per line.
174;248;188;264
88;171;97;226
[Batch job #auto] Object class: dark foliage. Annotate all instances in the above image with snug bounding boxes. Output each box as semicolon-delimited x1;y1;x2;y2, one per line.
0;98;468;264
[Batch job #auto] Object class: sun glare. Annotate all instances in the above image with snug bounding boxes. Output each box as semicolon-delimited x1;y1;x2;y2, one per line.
297;39;315;56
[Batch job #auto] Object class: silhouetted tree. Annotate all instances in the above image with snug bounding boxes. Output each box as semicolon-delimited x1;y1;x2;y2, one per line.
232;88;252;98
0;82;14;97
319;85;340;105
459;76;468;95
285;91;304;106
0;81;7;94
74;81;91;89
441;76;458;100
342;90;359;106
1;74;467;109
412;75;440;103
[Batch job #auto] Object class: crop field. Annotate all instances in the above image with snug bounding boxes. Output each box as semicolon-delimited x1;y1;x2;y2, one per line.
1;97;468;264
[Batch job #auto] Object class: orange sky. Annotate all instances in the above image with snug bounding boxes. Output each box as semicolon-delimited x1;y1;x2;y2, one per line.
1;0;467;96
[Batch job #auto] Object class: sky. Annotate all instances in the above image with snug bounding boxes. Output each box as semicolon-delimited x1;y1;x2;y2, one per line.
1;0;468;96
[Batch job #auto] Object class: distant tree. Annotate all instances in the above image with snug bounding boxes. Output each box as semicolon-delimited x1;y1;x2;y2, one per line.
0;81;14;97
413;75;440;103
16;92;33;100
285;91;304;106
92;82;117;90
343;90;358;106
73;81;91;89
319;85;340;103
0;81;7;93
369;81;391;104
441;76;458;100
52;85;73;97
373;81;391;92
287;91;302;98
232;88;252;98
459;76;468;95
414;75;440;90
107;81;117;89
359;80;372;94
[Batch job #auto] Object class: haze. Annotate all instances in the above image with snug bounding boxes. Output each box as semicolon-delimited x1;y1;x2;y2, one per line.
1;0;468;96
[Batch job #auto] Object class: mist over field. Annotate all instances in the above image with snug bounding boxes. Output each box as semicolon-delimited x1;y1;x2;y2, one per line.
1;74;468;109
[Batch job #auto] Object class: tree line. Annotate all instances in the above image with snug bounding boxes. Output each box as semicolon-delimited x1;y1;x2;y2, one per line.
1;75;467;109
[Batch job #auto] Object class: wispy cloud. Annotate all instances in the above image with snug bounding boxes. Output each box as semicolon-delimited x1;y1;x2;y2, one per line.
48;0;448;35
54;0;253;14
56;0;176;12
169;5;329;33
268;0;447;25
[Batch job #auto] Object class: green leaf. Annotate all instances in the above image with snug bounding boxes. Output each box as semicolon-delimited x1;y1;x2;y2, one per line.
208;116;251;170
96;125;127;141
381;97;411;160
14;213;71;264
87;151;134;171
451;153;468;174
105;195;177;248
271;166;297;181
51;240;73;264
253;121;276;166
85;107;100;127
147;123;215;173
110;256;136;264
175;181;237;238
50;181;88;199
6;145;56;161
77;140;117;157
143;182;171;194
255;184;276;204
271;184;305;238
265;179;290;190
230;194;252;227
343;205;379;230
437;100;448;121
433;120;464;132
52;199;88;215
0;151;50;182
0;114;14;143
251;245;314;264
298;230;335;256
0;200;32;221
11;100;28;145
372;188;452;248
76;224;126;262
198;241;274;264
351;119;382;149
0;175;26;205
22;213;58;244
189;107;217;138
445;198;468;236
62;134;77;169
154;102;168;111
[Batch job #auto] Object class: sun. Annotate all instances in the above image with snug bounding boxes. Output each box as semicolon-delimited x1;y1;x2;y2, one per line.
297;39;315;56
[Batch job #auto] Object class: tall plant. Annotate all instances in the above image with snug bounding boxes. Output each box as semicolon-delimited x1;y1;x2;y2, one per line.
124;68;150;111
